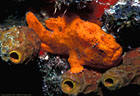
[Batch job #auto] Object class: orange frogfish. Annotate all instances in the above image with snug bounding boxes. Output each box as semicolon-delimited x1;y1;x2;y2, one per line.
26;12;122;73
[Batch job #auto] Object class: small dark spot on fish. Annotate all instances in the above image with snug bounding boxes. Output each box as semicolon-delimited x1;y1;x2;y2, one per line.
98;49;106;56
92;43;98;48
58;26;62;32
45;26;53;32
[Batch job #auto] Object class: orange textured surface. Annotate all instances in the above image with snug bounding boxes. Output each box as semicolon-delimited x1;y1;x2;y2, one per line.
26;12;122;73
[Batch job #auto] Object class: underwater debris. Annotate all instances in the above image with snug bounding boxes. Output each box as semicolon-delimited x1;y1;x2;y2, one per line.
102;47;140;91
0;26;41;64
61;69;102;95
26;11;122;73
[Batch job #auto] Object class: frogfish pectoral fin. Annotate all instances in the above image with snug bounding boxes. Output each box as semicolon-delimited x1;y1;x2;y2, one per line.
41;43;54;53
68;50;84;73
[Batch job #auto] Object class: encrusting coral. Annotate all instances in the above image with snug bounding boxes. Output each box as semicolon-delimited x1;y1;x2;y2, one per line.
0;26;41;64
26;11;122;73
102;48;140;91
